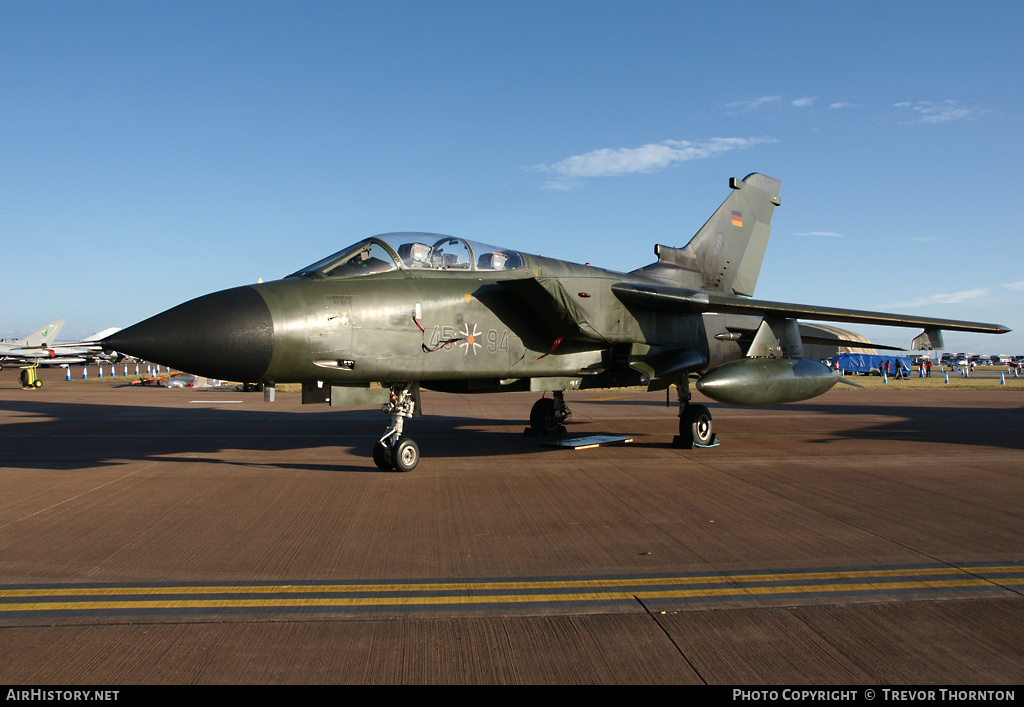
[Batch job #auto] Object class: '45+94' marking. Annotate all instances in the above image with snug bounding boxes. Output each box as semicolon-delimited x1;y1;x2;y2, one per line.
428;325;509;355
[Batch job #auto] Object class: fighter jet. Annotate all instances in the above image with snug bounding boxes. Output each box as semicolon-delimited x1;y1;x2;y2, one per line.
4;326;124;367
102;174;1009;471
41;327;124;366
0;319;65;369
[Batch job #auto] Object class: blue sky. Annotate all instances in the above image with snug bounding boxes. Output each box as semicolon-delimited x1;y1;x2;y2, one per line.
3;1;1022;354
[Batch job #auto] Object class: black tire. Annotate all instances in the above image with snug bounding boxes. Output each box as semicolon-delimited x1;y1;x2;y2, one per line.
681;404;714;446
33;380;42;388
372;441;392;471
20;370;29;387
392;438;420;472
530;397;563;435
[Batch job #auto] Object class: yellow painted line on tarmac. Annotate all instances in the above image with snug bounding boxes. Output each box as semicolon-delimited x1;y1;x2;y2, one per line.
0;578;1015;614
2;564;1020;600
0;564;1020;618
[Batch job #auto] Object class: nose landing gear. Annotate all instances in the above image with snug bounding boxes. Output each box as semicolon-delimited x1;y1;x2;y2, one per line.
373;383;421;471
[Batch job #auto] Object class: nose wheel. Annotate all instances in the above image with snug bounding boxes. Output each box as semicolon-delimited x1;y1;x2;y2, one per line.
373;383;421;471
391;438;420;472
373;437;420;472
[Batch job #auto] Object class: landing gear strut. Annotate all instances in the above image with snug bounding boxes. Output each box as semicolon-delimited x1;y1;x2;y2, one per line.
373;383;421;472
529;390;571;436
673;377;715;448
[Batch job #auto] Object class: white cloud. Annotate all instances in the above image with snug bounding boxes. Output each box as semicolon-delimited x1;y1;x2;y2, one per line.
793;231;843;237
539;179;580;192
1003;281;1024;291
829;102;854;109
534;137;772;189
724;95;782;112
791;97;815;108
885;289;989;308
894;100;988;124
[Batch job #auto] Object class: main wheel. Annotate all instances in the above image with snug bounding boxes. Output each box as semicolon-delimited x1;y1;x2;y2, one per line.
372;441;392;471
392;438;420;472
681;404;714;446
530;397;564;436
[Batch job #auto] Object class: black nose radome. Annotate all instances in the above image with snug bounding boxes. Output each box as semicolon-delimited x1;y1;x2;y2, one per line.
103;286;274;382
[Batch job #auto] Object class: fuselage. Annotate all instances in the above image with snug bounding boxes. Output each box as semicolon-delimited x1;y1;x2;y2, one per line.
103;233;756;390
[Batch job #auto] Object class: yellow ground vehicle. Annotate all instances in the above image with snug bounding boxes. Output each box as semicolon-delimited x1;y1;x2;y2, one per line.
20;362;42;389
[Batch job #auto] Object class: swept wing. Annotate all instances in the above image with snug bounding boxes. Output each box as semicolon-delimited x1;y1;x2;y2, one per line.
610;282;1008;336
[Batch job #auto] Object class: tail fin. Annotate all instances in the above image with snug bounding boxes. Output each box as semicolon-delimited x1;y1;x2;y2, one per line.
17;319;65;347
84;327;121;342
639;173;781;297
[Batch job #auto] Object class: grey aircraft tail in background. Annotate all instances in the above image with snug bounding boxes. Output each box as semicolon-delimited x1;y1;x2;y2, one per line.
102;174;1009;470
0;319;66;368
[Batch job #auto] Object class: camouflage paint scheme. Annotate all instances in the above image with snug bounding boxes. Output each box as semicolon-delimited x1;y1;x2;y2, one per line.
103;174;1009;468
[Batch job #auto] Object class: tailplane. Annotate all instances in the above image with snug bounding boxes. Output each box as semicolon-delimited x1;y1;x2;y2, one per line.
633;173;781;296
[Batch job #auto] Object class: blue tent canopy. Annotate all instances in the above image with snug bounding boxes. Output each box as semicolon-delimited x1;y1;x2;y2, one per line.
832;353;912;374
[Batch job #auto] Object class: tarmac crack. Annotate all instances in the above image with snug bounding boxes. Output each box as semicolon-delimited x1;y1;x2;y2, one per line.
951;566;1024;598
633;595;707;685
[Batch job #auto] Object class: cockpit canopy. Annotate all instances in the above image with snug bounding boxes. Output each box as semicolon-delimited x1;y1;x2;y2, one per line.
288;233;525;279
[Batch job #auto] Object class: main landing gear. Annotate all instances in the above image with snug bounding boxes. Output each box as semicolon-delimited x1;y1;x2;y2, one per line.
525;385;713;448
674;377;715;448
528;390;572;436
373;383;421;472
